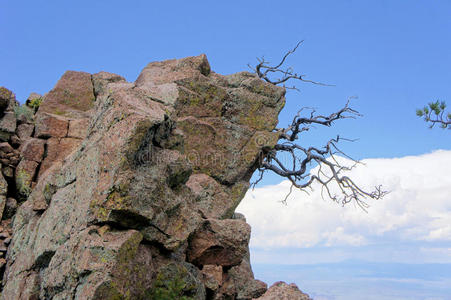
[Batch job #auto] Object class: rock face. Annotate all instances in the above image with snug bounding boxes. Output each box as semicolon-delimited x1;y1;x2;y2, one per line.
0;55;311;299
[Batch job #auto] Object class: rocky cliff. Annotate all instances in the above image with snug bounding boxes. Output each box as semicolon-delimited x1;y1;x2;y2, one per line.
0;55;311;299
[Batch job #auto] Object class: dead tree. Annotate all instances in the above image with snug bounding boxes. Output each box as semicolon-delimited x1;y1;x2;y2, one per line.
249;41;387;210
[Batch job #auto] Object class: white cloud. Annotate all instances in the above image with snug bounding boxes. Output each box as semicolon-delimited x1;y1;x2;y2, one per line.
236;150;451;252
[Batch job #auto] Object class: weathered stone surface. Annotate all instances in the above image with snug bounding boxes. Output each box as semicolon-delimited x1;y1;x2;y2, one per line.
9;135;21;148
0;112;17;141
0;88;19;143
21;138;45;163
34;112;69;138
255;282;312;300
186;173;236;219
44;228;153;300
0;141;21;184
1;165;14;178
0;88;44;298
0;87;18;113
67;118;89;139
136;54;211;87
228;260;267;300
2;55;289;299
0;169;8;196
38;137;81;177
38;70;95;116
211;235;267;300
15;159;39;197
3;198;17;219
92;71;126;97
16;123;35;140
13;137;46;199
0;197;5;220
0;142;14;155
0;218;13;283
187;219;251;267
0;87;12;113
201;265;223;291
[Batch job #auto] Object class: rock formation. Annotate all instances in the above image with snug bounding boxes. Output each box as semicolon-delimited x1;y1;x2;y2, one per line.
0;55;311;299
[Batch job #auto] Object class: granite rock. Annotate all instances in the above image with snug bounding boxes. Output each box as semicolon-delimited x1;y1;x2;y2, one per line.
0;55;296;300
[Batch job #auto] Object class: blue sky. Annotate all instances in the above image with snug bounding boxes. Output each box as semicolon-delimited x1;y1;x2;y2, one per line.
2;1;451;299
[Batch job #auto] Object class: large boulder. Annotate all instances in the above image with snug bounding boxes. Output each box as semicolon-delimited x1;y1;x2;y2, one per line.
2;55;288;299
187;219;251;267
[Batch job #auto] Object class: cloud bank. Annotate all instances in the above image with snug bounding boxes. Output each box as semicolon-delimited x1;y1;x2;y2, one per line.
236;150;451;262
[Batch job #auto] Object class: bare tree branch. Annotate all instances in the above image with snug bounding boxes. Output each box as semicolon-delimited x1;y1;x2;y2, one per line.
250;41;387;209
248;41;333;88
276;99;361;141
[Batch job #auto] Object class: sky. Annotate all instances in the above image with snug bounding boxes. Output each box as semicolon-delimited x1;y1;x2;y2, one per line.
2;1;451;299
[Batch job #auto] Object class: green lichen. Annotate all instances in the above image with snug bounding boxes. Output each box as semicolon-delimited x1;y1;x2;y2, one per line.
242;77;285;101
176;79;225;117
242;100;267;130
105;191;131;211
90;182;132;221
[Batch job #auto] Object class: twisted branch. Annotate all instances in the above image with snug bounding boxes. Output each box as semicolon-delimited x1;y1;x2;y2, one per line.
250;41;387;209
248;41;333;89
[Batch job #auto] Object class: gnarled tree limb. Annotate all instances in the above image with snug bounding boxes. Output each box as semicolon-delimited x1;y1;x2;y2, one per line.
251;42;387;209
248;41;333;90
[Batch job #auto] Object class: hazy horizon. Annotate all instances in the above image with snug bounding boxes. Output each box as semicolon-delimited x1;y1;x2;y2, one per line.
253;261;451;300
